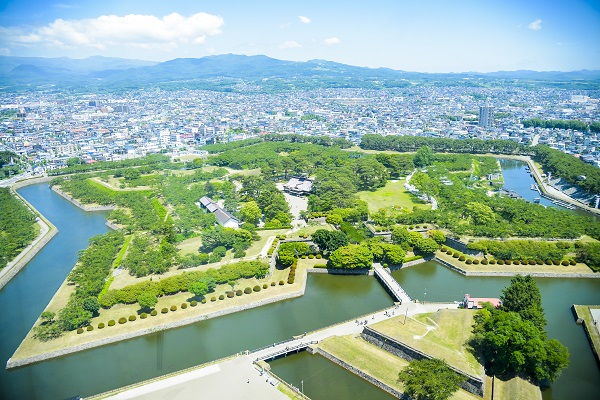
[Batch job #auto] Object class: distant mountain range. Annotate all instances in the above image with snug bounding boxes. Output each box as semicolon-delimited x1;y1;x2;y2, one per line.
1;54;599;92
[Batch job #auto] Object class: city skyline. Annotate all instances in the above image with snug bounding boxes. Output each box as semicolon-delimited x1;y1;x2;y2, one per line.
1;0;599;73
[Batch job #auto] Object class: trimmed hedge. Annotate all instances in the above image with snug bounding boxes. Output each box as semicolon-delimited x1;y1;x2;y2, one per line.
263;283;268;289
227;291;235;298
191;300;198;306
218;294;225;300
244;287;252;294
108;320;116;326
236;289;243;296
119;317;127;324
181;303;188;309
77;328;84;334
150;310;158;316
270;282;276;286
129;315;136;321
561;260;569;266
87;325;93;331
140;313;147;319
279;280;285;285
161;308;168;314
210;297;216;302
202;299;207;304
253;285;261;292
481;259;488;265
98;322;105;329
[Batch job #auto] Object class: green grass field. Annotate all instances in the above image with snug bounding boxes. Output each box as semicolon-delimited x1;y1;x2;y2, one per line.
358;179;430;214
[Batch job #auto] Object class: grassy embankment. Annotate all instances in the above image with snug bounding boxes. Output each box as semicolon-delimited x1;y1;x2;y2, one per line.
573;305;600;364
357;179;430;214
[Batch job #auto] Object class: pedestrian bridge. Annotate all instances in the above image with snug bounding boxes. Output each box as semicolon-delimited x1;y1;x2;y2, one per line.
252;340;317;362
372;263;412;303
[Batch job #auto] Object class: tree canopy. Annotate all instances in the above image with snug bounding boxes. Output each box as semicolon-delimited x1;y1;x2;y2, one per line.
397;358;465;400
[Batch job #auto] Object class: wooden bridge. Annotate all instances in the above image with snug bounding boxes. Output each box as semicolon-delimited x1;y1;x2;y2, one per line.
372;263;412;303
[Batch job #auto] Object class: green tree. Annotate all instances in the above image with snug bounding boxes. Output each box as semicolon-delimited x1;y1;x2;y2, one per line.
414;238;439;254
40;311;56;323
328;244;373;269
137;292;158;310
427;230;446;245
382;244;406;265
500;274;546;332
355;157;389;190
189;281;210;298
82;297;100;315
465;202;495;225
239;201;261;225
312;229;349;254
397;358;465;400
391;226;410;245
414;145;434;168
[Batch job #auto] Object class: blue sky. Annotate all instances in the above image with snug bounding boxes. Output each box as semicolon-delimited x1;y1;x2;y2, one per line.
0;0;599;72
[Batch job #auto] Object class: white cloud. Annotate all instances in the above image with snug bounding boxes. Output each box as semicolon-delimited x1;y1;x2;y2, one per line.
298;16;311;24
323;37;341;46
527;19;542;31
279;40;302;49
0;12;224;51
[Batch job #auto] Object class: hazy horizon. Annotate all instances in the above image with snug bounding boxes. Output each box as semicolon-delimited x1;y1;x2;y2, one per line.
1;0;599;73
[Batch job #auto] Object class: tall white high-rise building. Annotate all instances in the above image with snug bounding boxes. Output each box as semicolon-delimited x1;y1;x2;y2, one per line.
479;105;494;128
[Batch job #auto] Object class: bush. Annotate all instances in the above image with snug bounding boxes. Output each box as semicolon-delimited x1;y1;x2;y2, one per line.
287;277;295;284
87;325;93;331
210;297;216;302
98;322;105;329
129;315;136;321
77;328;84;334
529;260;536;265
263;283;268;289
253;285;261;292
481;259;488;265
218;294;225;300
561;260;569;266
570;259;576;265
244;287;252;294
279;280;285;285
202;299;207;304
545;259;553;265
181;303;188;309
466;259;472;265
270;282;276;286
161;308;168;314
170;305;177;311
512;260;520;265
458;255;466;261
314;263;328;268
453;252;460;258
473;259;479;265
236;289;243;296
316;254;322;259
489;260;496;265
108;320;116;326
553;260;561;265
441;247;447;252
505;260;511;265
191;300;198;306
301;255;306;259
497;259;505;265
140;313;147;319
150;310;158;316
227;291;235;298
308;254;315;259
119;317;127;324
446;250;453;255
536;259;544;265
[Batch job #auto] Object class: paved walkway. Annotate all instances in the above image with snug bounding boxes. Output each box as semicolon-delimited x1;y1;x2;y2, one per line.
105;356;287;400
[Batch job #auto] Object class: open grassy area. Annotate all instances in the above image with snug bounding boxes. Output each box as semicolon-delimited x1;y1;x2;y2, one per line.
484;375;541;400
177;235;203;255
436;250;594;275
286;223;334;239
318;335;480;400
12;262;308;362
358;179;430;214
370;309;483;377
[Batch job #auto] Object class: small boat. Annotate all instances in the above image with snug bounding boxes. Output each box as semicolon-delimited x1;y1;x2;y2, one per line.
530;184;535;190
533;197;540;203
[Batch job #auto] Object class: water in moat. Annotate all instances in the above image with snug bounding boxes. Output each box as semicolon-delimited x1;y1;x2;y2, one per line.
2;171;599;399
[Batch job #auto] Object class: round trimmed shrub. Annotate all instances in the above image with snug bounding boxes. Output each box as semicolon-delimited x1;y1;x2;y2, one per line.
536;260;544;265
553;260;561;265
140;313;147;319
77;328;84;334
528;260;536;265
308;254;315;259
181;303;188;309
191;300;198;306
170;305;177;311
452;252;460;258
210;297;216;302
227;291;235;298
301;255;307;259
236;289;243;296
129;315;136;321
161;308;168;314
561;260;569;266
545;259;553;265
466;259;472;265
279;280;285;285
481;259;488;265
316;254;322;259
98;322;105;329
263;283;268;289
218;294;225;300
244;287;252;294
505;260;511;265
108;319;116;326
270;282;276;286
253;285;261;292
570;259;576;265
446;250;453;255
473;259;479;265
441;247;447;252
87;325;93;331
119;317;127;324
201;298;207;304
497;260;505;265
287;277;295;284
489;260;496;265
458;255;466;261
150;310;158;316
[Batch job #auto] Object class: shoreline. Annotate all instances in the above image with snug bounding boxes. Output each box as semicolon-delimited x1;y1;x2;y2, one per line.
0;177;58;290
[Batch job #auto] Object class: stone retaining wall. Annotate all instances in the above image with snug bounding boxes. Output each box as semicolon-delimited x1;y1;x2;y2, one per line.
361;327;484;397
7;287;307;369
306;268;373;276
572;305;600;368
435;257;600;279
313;347;406;399
105;221;120;231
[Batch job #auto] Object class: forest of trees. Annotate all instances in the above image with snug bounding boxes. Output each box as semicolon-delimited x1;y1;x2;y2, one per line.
0;188;37;270
522;118;599;133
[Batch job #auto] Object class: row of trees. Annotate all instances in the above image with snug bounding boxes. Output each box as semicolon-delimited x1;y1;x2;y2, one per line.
0;188;37;270
467;240;572;261
533;145;600;194
522;118;598;133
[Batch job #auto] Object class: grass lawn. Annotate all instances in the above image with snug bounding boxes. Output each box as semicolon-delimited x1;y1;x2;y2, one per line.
370;309;483;377
485;375;541;400
318;335;480;400
358;179;430;214
436;250;594;275
12;262;308;363
245;229;290;257
177;236;203;255
286;223;334;239
226;167;261;177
